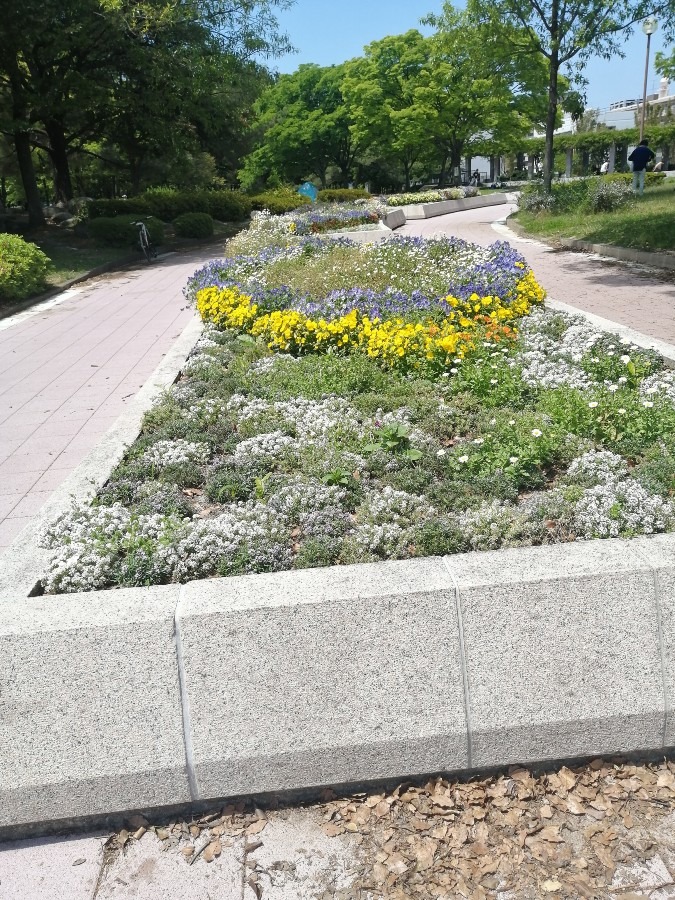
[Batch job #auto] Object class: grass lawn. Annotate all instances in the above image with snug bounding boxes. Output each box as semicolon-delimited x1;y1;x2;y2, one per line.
512;182;675;252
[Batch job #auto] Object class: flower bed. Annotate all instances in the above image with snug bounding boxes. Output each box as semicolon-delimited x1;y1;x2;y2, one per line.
38;228;675;594
384;187;479;206
285;201;384;235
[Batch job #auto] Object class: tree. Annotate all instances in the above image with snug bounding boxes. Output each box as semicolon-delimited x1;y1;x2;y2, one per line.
342;31;429;190
0;0;294;220
239;62;359;189
418;9;551;185
463;0;661;192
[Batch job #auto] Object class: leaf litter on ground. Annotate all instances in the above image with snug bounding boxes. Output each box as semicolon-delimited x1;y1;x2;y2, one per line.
104;757;675;898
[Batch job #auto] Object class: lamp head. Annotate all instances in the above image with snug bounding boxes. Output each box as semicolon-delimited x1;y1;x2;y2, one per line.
642;17;658;35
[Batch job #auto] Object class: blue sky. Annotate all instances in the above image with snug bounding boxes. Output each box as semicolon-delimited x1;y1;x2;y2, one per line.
270;0;671;113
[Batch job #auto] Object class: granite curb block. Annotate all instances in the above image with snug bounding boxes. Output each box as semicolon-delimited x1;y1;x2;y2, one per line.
559;237;675;271
400;193;508;220
2;535;675;830
325;222;394;244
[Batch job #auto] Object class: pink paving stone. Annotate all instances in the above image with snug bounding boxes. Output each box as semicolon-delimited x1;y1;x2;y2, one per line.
399;204;675;346
0;247;221;555
9;491;56;518
0;472;42;496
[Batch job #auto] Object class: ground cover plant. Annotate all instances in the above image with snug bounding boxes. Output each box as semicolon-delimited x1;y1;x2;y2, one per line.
384;187;479;206
515;181;675;252
0;233;51;303
39;226;675;593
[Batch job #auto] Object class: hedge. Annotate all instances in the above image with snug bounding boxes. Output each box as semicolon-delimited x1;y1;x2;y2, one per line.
317;188;371;202
87;215;165;247
0;234;51;303
87;199;151;218
249;190;311;215
141;189;251;222
173;212;214;239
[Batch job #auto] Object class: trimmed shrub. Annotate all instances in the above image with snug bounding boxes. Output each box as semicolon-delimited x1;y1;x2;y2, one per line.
586;180;634;213
549;180;591;212
141;188;251;222
173;212;214;239
87;215;165;247
517;187;555;213
317;188;370;202
605;171;667;187
249;190;311;215
87;198;151;218
203;192;252;222
0;234;51;303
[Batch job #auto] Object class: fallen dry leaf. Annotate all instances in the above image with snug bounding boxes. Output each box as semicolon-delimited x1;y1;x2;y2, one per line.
202;840;222;863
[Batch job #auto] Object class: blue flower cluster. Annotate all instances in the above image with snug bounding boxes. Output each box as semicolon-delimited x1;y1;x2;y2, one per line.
185;236;531;322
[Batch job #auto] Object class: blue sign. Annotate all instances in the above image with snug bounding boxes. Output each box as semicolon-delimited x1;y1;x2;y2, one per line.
298;182;318;202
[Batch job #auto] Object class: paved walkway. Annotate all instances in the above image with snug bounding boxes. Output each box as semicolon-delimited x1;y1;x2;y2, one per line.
0;251;216;552
400;203;675;346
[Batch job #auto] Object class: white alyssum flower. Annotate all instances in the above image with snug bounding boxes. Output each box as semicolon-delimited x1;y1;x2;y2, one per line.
142;439;210;469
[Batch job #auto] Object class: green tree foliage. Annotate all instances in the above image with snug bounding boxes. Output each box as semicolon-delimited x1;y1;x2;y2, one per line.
0;0;293;224
239;62;359;189
341;30;429;190
340;16;549;190
463;0;661;192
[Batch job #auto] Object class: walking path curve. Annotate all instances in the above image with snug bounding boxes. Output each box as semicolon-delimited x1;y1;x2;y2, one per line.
399;202;675;347
0;249;217;553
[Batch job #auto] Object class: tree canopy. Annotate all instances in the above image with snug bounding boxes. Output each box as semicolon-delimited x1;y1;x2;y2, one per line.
0;0;293;224
462;0;663;191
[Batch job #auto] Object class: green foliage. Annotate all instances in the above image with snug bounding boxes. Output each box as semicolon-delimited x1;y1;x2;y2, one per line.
141;189;251;222
0;234;51;303
586;180;634;213
317;188;370;201
363;423;424;461
173;212;214;239
87;216;164;247
87;199;151;218
239;62;360;189
249;190;311;214
605;172;667;187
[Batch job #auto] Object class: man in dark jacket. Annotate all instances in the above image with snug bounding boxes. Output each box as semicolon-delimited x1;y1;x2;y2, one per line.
628;139;655;195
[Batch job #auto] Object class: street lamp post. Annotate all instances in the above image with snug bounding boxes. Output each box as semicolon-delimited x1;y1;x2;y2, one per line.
640;17;658;142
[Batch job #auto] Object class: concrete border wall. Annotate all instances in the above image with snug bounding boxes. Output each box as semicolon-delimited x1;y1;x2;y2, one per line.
2;534;675;829
400;193;508;220
559;237;675;271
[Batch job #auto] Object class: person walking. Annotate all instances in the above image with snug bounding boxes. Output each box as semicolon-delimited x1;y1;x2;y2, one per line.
600;160;609;175
628;139;655;195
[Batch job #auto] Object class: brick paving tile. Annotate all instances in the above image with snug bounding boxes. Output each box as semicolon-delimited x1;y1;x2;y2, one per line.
0;247;220;556
0;516;32;548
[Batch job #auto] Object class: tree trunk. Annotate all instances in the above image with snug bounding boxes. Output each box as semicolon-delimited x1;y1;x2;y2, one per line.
543;4;560;196
44;120;74;202
14;130;45;228
438;151;449;188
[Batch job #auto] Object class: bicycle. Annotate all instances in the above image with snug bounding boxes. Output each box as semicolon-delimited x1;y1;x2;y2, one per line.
132;220;157;263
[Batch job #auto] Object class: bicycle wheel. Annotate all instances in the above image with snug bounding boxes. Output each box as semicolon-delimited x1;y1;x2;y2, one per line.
140;230;153;263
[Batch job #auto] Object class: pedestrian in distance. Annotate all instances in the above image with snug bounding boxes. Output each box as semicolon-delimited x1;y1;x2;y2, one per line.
600;160;609;175
628;139;655;195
